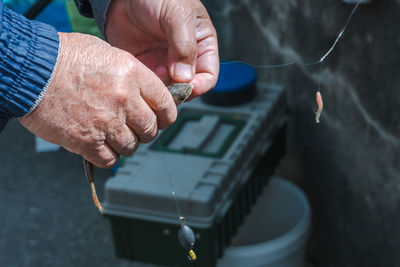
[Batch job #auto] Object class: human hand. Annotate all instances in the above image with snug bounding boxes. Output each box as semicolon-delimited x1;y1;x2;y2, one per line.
105;0;219;98
19;32;177;168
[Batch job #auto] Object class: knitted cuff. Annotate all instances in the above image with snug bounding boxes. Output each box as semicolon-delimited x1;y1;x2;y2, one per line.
0;4;59;119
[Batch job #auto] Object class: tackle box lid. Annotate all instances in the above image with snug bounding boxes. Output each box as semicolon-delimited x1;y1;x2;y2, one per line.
102;83;287;228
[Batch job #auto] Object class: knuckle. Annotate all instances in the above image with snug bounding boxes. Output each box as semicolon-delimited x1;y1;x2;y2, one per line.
122;142;138;156
78;136;105;154
75;135;96;152
158;108;177;130
112;86;129;106
165;109;178;126
119;136;138;156
81;146;119;169
157;97;177;129
101;156;119;169
176;39;196;56
113;51;137;78
82;133;106;150
139;117;158;143
174;42;197;62
122;55;137;72
95;146;119;169
154;89;175;113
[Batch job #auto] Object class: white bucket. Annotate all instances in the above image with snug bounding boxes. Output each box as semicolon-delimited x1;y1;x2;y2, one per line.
218;177;311;267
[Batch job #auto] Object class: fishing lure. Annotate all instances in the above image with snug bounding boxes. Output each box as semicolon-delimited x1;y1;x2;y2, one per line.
83;83;194;214
315;91;323;123
178;217;197;261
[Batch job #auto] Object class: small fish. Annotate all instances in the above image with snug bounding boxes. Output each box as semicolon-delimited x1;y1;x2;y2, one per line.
168;83;194;105
83;159;103;214
315;91;323;123
83;83;193;214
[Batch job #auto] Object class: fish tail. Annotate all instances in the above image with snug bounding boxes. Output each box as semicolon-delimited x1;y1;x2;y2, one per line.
90;182;103;215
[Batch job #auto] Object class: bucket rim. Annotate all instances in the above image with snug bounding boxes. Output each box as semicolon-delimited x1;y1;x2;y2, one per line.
223;177;312;261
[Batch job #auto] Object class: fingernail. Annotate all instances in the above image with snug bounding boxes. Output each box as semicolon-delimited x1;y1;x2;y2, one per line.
174;63;193;81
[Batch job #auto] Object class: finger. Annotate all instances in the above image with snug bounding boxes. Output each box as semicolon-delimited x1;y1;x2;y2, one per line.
189;38;219;98
190;72;218;100
135;68;177;129
162;1;197;82
83;143;119;169
106;124;139;156
136;51;172;85
125;94;159;143
189;4;219;98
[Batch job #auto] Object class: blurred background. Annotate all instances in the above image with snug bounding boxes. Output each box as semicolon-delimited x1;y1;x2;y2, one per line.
203;0;400;266
1;0;400;266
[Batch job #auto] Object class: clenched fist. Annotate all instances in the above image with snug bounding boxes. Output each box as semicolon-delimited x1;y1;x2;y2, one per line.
19;32;177;168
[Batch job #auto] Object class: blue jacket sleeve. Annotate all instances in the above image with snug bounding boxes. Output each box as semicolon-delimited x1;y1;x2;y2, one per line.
0;2;59;132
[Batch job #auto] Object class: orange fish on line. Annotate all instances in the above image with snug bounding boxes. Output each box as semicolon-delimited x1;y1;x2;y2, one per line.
315;91;323;123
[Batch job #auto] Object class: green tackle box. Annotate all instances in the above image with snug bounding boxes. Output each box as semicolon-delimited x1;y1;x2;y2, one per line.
103;83;288;266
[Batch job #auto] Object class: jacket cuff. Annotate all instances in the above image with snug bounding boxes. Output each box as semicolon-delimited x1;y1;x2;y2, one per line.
89;0;111;38
0;4;60;119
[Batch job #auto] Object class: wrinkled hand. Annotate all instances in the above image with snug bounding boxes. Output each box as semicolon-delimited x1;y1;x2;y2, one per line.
19;33;177;168
105;0;219;98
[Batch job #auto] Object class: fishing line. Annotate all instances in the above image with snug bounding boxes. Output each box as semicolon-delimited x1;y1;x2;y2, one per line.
153;0;363;260
223;0;362;123
157;139;182;220
159;0;363;220
157;138;197;261
223;0;362;71
317;61;323;93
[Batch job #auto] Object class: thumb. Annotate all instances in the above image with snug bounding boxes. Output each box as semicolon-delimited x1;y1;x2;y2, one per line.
162;3;197;82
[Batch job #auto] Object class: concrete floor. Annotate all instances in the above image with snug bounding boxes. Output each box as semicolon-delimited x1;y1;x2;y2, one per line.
0;120;151;267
